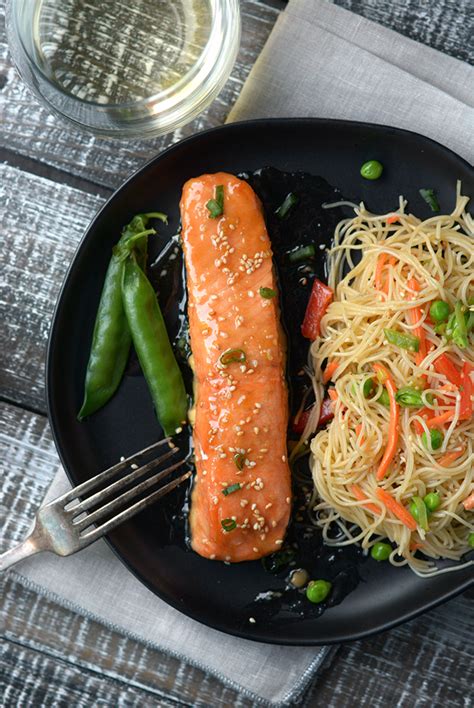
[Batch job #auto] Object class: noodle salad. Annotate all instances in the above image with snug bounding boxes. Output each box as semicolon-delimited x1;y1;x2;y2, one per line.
301;183;474;577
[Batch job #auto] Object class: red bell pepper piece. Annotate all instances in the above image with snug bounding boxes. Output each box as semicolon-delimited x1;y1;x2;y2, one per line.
292;397;334;433
433;353;462;387
459;362;473;420
318;397;334;427
301;279;334;340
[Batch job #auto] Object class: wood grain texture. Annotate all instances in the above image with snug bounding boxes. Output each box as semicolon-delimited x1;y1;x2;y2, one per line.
334;0;474;65
0;163;105;412
1;402;473;708
0;0;283;189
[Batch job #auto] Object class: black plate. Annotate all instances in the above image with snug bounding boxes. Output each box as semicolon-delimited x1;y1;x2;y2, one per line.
47;119;474;645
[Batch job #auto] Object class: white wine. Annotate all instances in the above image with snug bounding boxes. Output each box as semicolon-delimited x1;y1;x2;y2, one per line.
31;0;213;105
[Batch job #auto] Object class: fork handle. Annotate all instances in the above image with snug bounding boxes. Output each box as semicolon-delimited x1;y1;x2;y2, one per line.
0;536;43;572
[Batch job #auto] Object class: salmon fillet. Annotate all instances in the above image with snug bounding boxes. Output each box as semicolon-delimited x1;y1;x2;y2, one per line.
180;172;291;562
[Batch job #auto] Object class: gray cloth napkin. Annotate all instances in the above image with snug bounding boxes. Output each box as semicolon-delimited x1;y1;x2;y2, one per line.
10;0;473;704
228;0;474;163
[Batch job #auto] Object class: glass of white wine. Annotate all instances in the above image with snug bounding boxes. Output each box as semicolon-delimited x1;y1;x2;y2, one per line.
6;0;241;138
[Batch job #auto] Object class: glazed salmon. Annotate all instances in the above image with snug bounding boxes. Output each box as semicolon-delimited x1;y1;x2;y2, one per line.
180;172;291;562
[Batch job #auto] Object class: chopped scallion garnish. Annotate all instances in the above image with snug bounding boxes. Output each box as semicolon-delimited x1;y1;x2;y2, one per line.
288;244;315;264
219;348;246;366
384;328;420;352
275;192;298;219
222;483;242;496
206;185;224;218
233;452;246;470
221;518;237;532
259;287;276;299
419;188;440;212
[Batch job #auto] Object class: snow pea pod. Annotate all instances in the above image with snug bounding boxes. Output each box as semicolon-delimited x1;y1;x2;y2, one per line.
122;255;187;436
78;213;166;420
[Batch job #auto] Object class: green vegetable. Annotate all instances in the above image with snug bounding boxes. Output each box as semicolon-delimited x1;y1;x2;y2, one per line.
288;244;316;264
423;492;441;512
306;579;332;603
445;301;469;349
221;518;237;532
429;300;450;324
78;213;166;421
409;496;429;531
363;377;375;398
370;542;392;562
262;549;296;573
233;452;246;470
421;428;444;451
275;192;298;219
206;185;224;218
122;255;188;436
468;533;474;548
395;387;424;407
222;483;242;497
219;348;246;366
259;287;277;299
419;188;440;212
384;328;420;352
377;387;391;407
360;160;383;180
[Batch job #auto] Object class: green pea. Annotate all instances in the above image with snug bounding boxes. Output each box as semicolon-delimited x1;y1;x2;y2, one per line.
421;428;444;451
306;579;332;603
423;492;441;512
360;160;383;180
469;533;474;548
370;542;392;562
429;300;450;324
363;378;375;398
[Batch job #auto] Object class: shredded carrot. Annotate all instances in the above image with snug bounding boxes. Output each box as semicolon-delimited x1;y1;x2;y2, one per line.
437;446;466;467
375;254;387;291
373;363;400;480
406;278;426;365
413;407;435;434
351;484;381;515
328;388;338;402
433;353;462;387
426;410;454;428
376;488;417;531
386;215;399;224
323;360;339;384
355;423;365;446
463;492;474;511
410;541;424;552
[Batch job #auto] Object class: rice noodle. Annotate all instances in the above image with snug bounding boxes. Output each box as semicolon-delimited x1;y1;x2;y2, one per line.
308;183;474;575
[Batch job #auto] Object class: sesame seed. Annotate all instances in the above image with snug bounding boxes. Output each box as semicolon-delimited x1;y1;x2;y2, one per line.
281;455;286;462
253;427;259;434
248;290;254;297
271;520;277;528
210;554;216;559
265;503;272;509
255;402;262;409
131;463;139;470
286;497;291;504
202;470;207;476
275;540;283;545
252;547;259;553
237;431;244;436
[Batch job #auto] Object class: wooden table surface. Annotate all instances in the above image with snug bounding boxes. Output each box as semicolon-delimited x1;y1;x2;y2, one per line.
1;1;473;705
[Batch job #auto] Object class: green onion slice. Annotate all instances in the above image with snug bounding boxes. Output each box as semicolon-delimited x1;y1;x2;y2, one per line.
377;388;390;407
363;378;375;398
384;328;420;352
288;244;316;264
221;518;237;532
395;387;424;407
410;496;429;531
222;483;242;496
446;301;468;349
259;287;276;299
275;192;298;219
419;188;440;212
219;348;246;366
233;452;246;470
206;185;224;218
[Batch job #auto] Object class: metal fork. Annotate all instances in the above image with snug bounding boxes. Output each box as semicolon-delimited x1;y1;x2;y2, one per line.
0;439;190;572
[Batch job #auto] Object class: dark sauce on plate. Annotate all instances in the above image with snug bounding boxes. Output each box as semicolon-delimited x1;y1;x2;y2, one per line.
144;168;364;623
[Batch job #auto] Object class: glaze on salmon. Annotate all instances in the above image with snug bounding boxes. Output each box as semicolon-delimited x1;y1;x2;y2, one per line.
180;172;291;562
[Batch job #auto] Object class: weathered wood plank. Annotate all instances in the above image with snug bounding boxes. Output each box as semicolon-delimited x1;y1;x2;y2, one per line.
0;401;256;708
0;163;105;412
1;401;473;707
334;0;474;65
0;0;283;189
